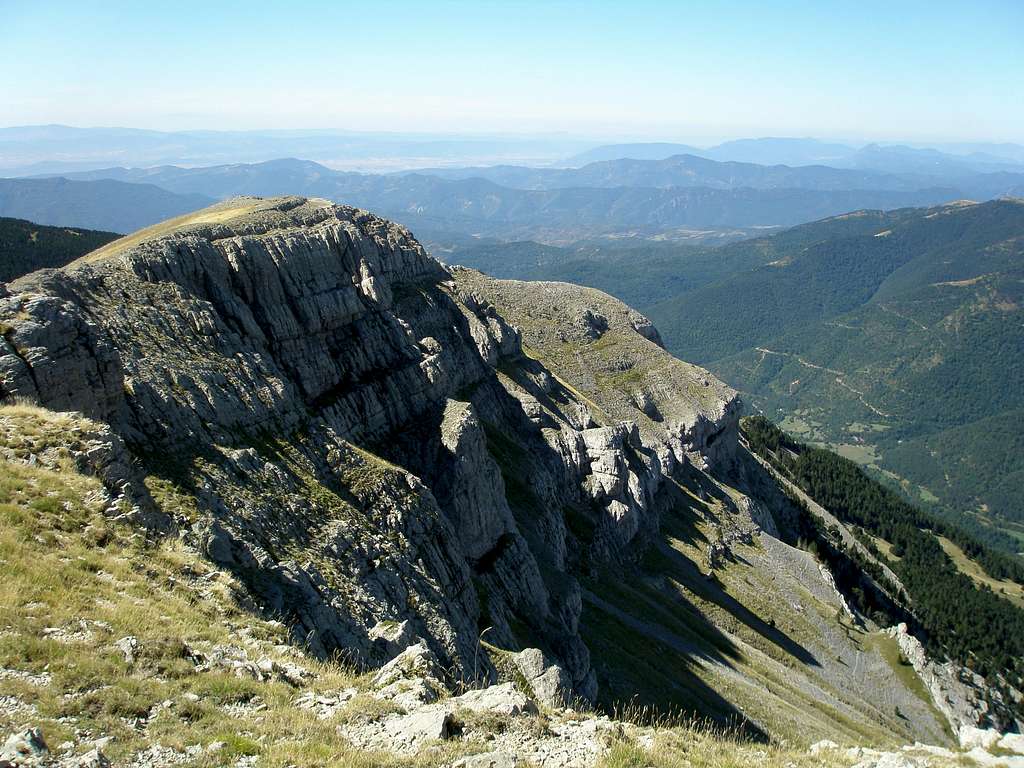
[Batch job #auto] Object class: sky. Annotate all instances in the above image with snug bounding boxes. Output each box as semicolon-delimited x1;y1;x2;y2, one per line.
1;0;1022;143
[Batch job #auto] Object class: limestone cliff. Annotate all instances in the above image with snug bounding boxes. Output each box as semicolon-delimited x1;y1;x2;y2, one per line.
0;197;736;707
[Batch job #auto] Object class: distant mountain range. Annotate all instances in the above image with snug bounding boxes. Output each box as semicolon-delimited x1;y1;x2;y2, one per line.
566;138;1024;175
406;154;924;191
847;144;1024;176
3;126;1022;178
407;153;1024;198
0;177;214;233
566;137;856;167
8;154;1020;243
0;125;589;175
2;127;1021;245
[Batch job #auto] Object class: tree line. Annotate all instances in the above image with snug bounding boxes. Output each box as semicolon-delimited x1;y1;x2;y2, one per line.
742;415;1024;686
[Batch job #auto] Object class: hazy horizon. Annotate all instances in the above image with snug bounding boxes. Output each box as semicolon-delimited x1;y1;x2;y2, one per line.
3;0;1022;144
5;123;1023;150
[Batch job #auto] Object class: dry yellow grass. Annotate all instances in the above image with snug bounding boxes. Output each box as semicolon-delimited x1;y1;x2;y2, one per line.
0;405;368;767
75;196;334;265
0;404;517;767
937;535;1024;609
77;199;265;263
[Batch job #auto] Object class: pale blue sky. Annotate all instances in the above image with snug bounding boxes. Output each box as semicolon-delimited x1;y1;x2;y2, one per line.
1;0;1021;142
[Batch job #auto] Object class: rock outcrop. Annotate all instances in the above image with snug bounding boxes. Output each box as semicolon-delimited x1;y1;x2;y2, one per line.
885;623;1022;734
0;197;739;705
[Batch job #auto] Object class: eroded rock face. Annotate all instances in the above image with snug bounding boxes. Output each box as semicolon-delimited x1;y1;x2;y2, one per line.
886;623;1022;733
580;423;659;551
0;197;740;705
436;399;517;560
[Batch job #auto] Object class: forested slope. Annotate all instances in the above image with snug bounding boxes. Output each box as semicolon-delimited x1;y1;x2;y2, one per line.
0;216;120;282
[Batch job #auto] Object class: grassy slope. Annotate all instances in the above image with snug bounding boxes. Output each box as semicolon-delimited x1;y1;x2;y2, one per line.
578;468;943;747
0;404;516;768
455;271;949;747
935;536;1024;609
741;415;1024;686
78;197;281;264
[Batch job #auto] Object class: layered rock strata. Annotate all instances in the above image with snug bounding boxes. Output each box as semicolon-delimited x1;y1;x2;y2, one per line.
0;197;738;703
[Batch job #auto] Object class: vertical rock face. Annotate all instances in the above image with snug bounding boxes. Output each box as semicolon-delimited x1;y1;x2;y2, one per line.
436;399;517;560
0;196;740;704
580;424;655;549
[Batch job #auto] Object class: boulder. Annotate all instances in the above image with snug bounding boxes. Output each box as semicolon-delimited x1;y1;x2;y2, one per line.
512;648;573;709
373;641;445;689
62;748;111;768
294;688;357;720
575;308;608;340
195;644;263;680
451;683;537;717
1000;732;1024;755
809;739;839;755
958;725;1001;750
378;676;443;711
373;641;446;708
452;752;517;768
114;635;139;665
851;755;918;768
255;657;313;687
964;746;1024;767
382;708;453;747
368;619;418;658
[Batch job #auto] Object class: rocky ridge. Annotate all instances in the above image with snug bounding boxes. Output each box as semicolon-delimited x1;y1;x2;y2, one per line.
0;196;736;707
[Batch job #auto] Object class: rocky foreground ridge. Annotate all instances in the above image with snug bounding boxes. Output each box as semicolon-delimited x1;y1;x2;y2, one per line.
0;197;1019;766
0;196;736;702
